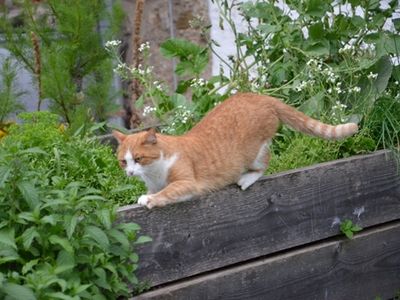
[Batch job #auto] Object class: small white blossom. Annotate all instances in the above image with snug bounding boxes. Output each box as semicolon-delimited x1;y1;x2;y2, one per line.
138;41;150;52
350;86;361;93
191;78;206;88
113;63;127;74
142;106;157;117
367;72;378;80
105;40;121;49
153;81;163;90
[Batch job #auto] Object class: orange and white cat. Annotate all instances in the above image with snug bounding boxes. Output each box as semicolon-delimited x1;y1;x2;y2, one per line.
113;93;358;209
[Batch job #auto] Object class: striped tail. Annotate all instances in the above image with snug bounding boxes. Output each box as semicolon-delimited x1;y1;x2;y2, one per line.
272;99;358;140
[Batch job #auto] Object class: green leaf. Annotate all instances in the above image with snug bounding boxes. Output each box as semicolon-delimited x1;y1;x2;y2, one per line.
97;209;111;230
118;222;141;233
134;95;145;109
372;55;393;94
108;229;130;250
93;268;111;290
306;0;330;17
304;40;330;56
2;283;36;300
17;181;40;210
0;228;16;250
160;38;204;59
21;227;40;249
64;214;78;239
49;235;74;253
257;24;280;35
41;215;58;226
134;235;152;245
19;147;47;155
55;250;75;274
22;259;39;275
0;166;11;188
299;92;324;116
84;226;109;250
46;293;77;300
309;22;324;40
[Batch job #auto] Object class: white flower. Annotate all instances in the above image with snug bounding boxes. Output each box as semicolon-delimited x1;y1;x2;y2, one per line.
367;72;378;80
350;86;361;93
338;44;356;55
105;40;121;49
113;63;127;74
138;42;150;52
142;106;157;117
153;81;163;90
191;78;206;88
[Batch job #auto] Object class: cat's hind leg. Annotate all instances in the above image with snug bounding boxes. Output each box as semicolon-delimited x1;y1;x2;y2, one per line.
237;171;264;190
237;142;271;190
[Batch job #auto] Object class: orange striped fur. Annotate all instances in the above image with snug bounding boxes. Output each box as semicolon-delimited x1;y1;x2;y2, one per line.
113;93;358;208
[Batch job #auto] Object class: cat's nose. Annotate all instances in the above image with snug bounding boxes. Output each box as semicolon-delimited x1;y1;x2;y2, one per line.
126;170;134;176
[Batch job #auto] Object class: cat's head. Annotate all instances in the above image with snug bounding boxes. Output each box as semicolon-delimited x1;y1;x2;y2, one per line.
112;128;161;177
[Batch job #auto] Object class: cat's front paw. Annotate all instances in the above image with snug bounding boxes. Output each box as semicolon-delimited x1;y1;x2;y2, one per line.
138;195;150;207
137;195;162;209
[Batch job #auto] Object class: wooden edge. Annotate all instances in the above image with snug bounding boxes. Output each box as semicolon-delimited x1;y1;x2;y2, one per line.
131;221;400;300
118;150;394;213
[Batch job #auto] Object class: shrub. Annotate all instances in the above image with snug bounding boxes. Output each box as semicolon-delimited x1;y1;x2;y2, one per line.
0;0;124;131
0;112;148;299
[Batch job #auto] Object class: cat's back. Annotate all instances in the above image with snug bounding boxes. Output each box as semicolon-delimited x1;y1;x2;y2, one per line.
187;92;277;136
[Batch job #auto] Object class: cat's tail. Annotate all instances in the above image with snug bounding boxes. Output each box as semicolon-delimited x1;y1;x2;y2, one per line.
272;98;358;140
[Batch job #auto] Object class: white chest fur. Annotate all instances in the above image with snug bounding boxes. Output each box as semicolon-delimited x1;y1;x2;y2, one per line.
124;150;178;194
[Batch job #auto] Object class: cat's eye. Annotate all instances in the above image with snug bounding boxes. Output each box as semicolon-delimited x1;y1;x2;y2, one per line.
134;157;142;163
119;160;127;167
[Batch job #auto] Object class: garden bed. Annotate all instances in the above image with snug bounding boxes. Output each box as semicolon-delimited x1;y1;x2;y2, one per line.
117;150;400;299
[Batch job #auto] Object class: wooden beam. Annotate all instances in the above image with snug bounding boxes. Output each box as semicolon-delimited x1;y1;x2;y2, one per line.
118;150;400;287
132;221;400;300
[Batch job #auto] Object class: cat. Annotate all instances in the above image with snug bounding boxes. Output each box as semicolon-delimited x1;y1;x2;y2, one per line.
113;93;358;209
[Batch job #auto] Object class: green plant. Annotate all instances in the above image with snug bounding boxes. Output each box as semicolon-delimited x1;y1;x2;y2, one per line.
0;57;24;124
106;38;227;135
0;112;149;298
3;112;146;205
0;0;124;131
340;219;362;239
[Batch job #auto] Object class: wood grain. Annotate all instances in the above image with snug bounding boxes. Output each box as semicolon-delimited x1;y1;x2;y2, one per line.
119;150;400;288
132;221;400;300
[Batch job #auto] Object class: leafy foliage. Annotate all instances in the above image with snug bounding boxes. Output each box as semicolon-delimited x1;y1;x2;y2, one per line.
109;0;399;170
0;112;148;298
0;0;124;130
340;219;363;239
0;57;24;124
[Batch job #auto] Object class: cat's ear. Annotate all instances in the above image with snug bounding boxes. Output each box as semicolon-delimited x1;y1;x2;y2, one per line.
112;130;127;144
143;128;157;145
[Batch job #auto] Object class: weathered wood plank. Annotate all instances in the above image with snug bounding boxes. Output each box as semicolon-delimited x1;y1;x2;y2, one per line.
119;150;400;287
132;221;400;300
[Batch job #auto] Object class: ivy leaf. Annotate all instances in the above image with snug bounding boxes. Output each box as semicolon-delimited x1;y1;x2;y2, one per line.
2;283;36;300
84;226;109;250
